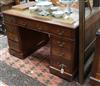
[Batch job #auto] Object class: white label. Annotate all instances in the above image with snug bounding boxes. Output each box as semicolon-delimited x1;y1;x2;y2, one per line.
61;68;64;74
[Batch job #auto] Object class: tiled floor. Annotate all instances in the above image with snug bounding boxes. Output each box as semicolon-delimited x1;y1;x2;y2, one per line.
0;81;8;86
0;34;8;50
0;35;91;86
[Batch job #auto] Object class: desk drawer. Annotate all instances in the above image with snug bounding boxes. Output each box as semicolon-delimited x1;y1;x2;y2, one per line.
4;15;50;33
51;44;73;61
4;15;16;24
50;55;72;73
7;32;19;42
15;17;50;33
29;21;50;33
9;49;25;59
8;40;22;52
5;24;20;42
5;24;19;34
90;31;100;86
51;36;76;61
50;25;76;39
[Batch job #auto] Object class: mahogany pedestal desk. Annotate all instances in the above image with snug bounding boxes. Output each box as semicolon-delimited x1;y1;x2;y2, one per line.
90;30;100;86
3;4;100;81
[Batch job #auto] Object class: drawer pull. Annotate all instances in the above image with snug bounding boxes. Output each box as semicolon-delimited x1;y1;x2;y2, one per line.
59;64;66;74
38;28;41;30
58;42;65;47
23;23;27;27
59;53;64;57
58;31;64;36
61;68;64;74
59;44;64;47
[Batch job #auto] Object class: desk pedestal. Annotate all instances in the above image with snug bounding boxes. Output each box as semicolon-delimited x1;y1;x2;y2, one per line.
90;32;100;86
6;25;49;59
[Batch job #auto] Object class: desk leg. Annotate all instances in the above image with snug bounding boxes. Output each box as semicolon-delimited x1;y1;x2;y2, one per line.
6;25;49;59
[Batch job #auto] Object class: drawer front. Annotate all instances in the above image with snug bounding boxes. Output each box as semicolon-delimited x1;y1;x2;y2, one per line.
8;40;22;52
9;49;25;59
50;25;76;39
51;55;72;73
28;20;50;33
98;63;100;73
95;73;100;80
51;36;76;61
4;15;16;24
5;24;19;34
95;60;100;79
15;17;50;33
7;32;19;42
4;15;50;33
51;46;73;61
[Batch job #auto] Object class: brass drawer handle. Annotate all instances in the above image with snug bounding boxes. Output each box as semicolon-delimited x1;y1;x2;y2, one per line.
59;53;64;57
22;23;27;27
57;42;65;47
59;64;66;74
38;27;42;30
59;64;66;67
58;31;64;36
58;43;64;47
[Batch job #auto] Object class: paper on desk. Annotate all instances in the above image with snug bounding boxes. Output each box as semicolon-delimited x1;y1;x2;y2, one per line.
54;14;78;25
12;2;35;10
68;13;78;20
32;15;52;21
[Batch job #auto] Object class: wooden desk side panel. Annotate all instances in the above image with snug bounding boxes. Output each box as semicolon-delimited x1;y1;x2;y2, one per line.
90;33;100;86
85;10;100;61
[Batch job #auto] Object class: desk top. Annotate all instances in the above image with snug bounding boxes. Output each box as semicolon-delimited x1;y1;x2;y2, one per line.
3;2;100;29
